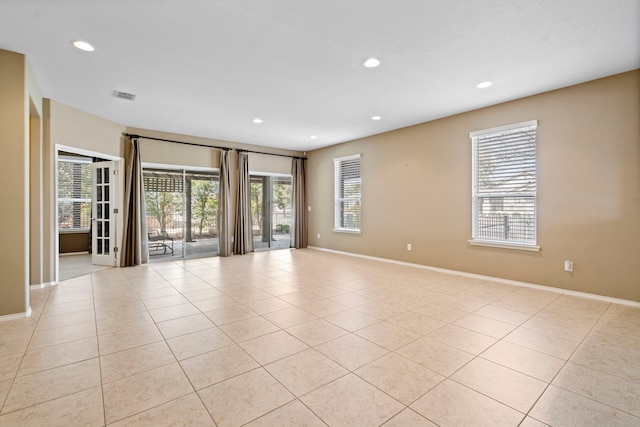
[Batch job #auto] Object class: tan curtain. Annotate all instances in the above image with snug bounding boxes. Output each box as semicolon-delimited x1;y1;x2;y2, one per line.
233;151;253;254
218;150;232;256
120;136;148;266
291;157;308;248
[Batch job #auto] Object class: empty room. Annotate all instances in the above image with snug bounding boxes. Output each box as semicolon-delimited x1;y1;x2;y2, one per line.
0;1;639;426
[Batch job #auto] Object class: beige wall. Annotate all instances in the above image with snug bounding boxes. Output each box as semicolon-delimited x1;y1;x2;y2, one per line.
129;126;303;173
30;113;43;286
307;70;640;302
59;232;90;253
42;99;55;284
28;61;44;287
138;137;220;170
0;50;29;316
249;152;293;175
50;101;125;158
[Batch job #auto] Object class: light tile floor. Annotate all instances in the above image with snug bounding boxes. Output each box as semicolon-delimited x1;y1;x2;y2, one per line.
59;254;112;282
1;249;639;426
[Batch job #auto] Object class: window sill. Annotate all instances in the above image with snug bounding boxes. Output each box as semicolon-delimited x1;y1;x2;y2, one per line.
59;229;90;234
468;239;540;252
333;228;362;235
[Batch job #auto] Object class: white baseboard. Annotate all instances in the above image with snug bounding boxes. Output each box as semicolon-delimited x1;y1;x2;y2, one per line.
30;281;56;290
0;306;32;322
307;246;640;308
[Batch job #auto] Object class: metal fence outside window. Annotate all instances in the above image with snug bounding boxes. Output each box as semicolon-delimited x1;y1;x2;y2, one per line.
477;213;535;243
146;213;218;239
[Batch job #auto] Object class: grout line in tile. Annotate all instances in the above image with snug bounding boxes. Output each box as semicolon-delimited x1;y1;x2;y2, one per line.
517;299;614;421
92;273;109;427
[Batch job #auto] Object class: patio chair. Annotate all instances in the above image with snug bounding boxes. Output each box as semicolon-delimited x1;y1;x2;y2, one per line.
148;230;174;255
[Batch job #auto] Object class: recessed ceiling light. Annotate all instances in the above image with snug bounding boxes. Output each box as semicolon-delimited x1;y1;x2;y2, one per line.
72;40;95;52
310;135;317;139
371;115;382;121
363;57;381;68
252;118;263;124
476;81;493;89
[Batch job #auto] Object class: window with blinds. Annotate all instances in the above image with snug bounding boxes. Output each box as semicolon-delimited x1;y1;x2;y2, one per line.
471;120;537;246
58;157;93;231
334;154;361;232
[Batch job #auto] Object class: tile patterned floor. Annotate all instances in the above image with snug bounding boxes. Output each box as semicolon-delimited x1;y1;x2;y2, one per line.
1;249;639;426
59;254;112;282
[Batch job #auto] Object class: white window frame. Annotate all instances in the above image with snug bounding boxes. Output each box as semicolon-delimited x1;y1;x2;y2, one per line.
469;120;540;251
333;154;362;234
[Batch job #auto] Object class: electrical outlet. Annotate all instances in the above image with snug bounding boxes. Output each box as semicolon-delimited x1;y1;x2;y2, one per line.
564;260;573;272
407;243;412;251
317;233;320;239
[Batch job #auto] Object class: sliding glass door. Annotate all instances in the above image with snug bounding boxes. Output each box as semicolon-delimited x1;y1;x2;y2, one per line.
250;174;292;251
184;171;219;257
143;168;219;260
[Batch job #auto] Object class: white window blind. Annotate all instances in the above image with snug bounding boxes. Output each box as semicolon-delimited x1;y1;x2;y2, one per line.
58;157;92;231
334;154;361;232
471;120;537;246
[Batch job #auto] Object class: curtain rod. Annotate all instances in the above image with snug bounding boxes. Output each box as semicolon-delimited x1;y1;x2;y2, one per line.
124;133;231;151
236;148;305;160
124;133;306;159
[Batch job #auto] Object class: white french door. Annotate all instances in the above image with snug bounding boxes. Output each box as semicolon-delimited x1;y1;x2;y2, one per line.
92;161;117;266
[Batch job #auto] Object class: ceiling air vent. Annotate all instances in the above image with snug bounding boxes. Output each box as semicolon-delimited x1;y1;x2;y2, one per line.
112;90;136;101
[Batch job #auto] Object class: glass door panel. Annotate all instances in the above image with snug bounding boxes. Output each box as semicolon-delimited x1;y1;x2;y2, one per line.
250;175;291;251
143;168;220;260
271;176;292;249
143;169;184;259
184;171;219;257
250;176;267;250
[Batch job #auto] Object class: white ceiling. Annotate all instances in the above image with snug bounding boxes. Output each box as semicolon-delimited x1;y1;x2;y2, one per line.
1;0;638;151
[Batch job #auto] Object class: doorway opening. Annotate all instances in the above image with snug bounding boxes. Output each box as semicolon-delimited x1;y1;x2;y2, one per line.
56;150;116;281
